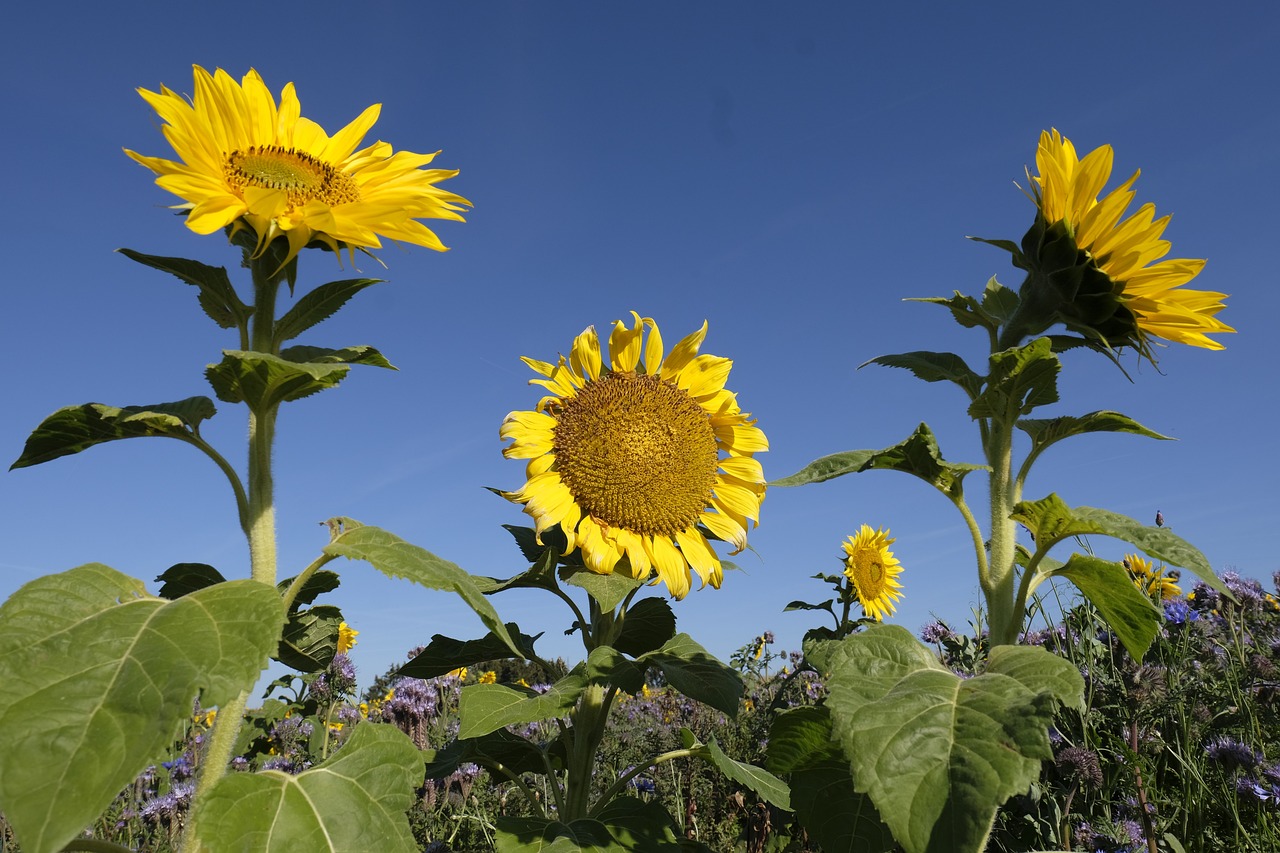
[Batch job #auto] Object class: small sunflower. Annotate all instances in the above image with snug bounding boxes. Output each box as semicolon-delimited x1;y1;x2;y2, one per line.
336;621;359;654
1025;129;1233;355
841;525;904;621
125;65;470;268
1123;554;1181;602
501;312;767;599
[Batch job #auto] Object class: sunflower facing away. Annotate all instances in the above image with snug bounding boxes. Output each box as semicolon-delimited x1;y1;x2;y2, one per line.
841;525;904;621
1123;554;1182;602
500;313;768;600
125;66;470;267
1029;129;1233;353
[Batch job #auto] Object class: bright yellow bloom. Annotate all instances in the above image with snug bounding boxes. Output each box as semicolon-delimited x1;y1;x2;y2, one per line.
1032;129;1233;352
193;709;217;727
842;525;905;621
446;667;467;681
479;670;497;685
1123;554;1181;601
125;66;470;268
501;312;768;599
328;722;344;732
337;621;359;654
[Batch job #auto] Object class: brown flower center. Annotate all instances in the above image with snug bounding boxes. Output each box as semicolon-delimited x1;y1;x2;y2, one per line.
552;372;719;536
223;145;360;207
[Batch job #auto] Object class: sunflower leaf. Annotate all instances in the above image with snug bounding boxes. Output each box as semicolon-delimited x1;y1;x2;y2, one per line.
636;633;743;716
276;569;342;609
274;603;343;673
968;337;1061;419
117;248;252;331
322;523;522;658
856;423;988;500
155;562;227;599
823;625;1083;853
771;450;878;486
768;708;895;852
279;344;396;369
908;291;1000;331
694;734;791;809
399;625;543;680
586;646;646;694
10;398;217;469
560;567;644;611
424;729;552;780
459;671;588;738
1011;495;1228;596
192;722;421;852
980;277;1021;325
0;566;282;853
1049;555;1162;659
861;351;984;399
614;597;676;657
1017;410;1173;455
274;278;383;344
205;350;350;407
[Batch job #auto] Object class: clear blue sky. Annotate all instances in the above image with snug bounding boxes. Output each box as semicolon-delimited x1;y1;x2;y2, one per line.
3;3;1276;689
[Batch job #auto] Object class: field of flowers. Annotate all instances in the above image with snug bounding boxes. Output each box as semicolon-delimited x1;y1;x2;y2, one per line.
6;566;1275;853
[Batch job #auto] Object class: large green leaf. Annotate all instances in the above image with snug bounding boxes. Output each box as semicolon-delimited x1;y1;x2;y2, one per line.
824;625;1083;853
0;565;283;853
400;625;542;680
156;562;227;599
692;732;790;809
11;397;217;469
192;722;421;852
274;278;382;343
908;290;1000;332
767;707;894;853
322;522;520;656
275;603;343;672
1016;410;1172;455
117;248;251;330
968;337;1061;420
860;351;983;399
613;597;676;657
636;634;743;716
204;346;391;410
1011;494;1228;594
560;566;645;611
459;672;588;739
585;646;646;694
854;423;988;499
1050;554;1162;659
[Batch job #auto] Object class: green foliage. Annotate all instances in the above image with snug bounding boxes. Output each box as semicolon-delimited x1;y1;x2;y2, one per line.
1016;410;1172;456
0;565;283;853
639;633;745;717
274;278;383;343
1051;555;1161;659
204;346;393;409
968;336;1061;419
460;673;590;739
117;247;252;331
401;625;544;680
10;397;217;469
822;624;1084;853
192;723;422;852
613;598;676;657
860;350;984;399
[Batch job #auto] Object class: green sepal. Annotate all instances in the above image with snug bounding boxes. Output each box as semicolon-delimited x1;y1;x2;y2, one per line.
968;336;1060;420
458;670;588;739
117;248;252;331
767;707;895;852
399;625;543;680
155;562;226;599
586;645;646;694
1049;555;1161;659
860;351;983;399
0;566;283;853
274;278;383;344
11;397;217;469
560;566;645;611
1010;494;1229;595
635;633;743;716
424;728;554;780
1017;410;1172;456
191;722;421;853
613;597;676;657
322;521;522;657
823;625;1084;853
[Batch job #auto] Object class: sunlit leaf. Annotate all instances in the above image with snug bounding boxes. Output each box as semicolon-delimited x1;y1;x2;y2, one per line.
1017;410;1172;455
770;449;877;487
559;567;644;611
637;634;742;716
117;248;251;330
1050;554;1161;659
969;337;1061;419
459;671;588;739
11;397;217;469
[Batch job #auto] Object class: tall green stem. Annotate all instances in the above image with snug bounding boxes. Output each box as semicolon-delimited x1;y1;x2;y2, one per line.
985;414;1019;646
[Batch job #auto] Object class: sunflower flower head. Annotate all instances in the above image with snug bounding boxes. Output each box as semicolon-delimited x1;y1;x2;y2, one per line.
500;312;768;600
1009;129;1232;361
125;66;470;270
1123;554;1182;602
841;525;904;622
336;621;359;655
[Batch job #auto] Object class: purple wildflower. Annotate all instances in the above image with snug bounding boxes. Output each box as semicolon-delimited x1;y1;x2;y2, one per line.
1206;736;1261;773
1164;599;1198;626
920;620;954;645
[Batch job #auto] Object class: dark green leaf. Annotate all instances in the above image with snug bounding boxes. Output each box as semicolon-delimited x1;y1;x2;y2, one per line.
855;423;988;499
861;351;983;399
11;398;217;469
274;278;382;343
770;449;877;487
0;566;283;853
494;817;617;852
274;604;343;672
614;597;676;657
783;599;836;615
767;706;840;773
400;625;542;680
474;545;561;595
276;569;341;609
1050;554;1162;659
279;344;396;369
503;523;569;564
117;248;251;330
459;671;588;739
969;337;1061;419
980;277;1020;326
323;523;522;657
155;562;226;599
205;350;351;408
637;634;743;716
908;291;998;331
585;646;646;694
1017;410;1172;455
424;729;552;779
192;723;421;852
790;760;897;853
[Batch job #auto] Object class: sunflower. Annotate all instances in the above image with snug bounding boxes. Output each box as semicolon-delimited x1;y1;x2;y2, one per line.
841;525;904;621
336;621;359;654
125;66;470;268
1123;554;1181;602
1026;129;1232;354
500;312;768;600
